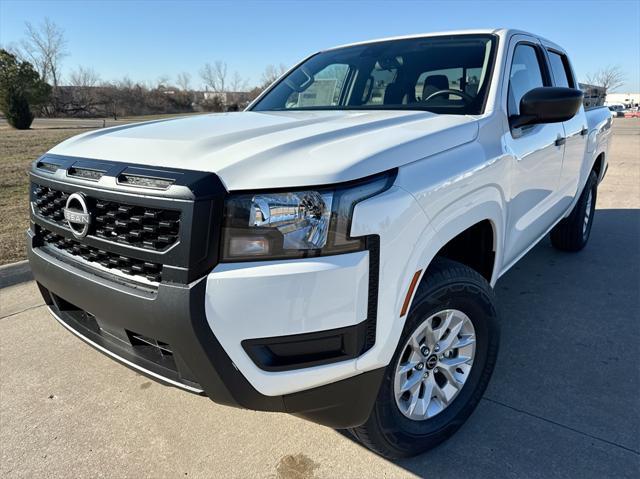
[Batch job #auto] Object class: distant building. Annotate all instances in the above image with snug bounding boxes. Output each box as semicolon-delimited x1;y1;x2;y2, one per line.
605;92;640;108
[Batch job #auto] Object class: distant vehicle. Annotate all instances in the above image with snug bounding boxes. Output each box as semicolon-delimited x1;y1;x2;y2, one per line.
28;29;611;458
607;103;627;117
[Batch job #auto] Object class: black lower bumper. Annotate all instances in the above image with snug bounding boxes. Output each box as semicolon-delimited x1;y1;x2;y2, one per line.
28;234;384;429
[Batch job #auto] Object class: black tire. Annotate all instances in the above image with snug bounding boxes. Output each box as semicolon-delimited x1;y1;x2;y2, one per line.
550;171;598;252
350;257;499;459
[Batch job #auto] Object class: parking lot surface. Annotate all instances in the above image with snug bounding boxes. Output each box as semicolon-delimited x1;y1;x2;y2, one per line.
1;120;639;478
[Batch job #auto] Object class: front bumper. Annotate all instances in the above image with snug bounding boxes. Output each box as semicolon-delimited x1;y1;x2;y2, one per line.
28;231;384;428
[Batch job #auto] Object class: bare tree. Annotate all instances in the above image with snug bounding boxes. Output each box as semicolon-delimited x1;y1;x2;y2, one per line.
69;66;100;88
64;66;102;116
585;65;626;93
229;71;248;92
19;18;67;88
155;74;171;89
260;63;287;88
200;60;228;92
116;76;135;90
176;72;191;91
15;18;67;115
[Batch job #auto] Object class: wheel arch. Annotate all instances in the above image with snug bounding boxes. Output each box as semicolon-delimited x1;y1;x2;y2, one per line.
418;187;505;287
352;184;505;373
591;151;605;181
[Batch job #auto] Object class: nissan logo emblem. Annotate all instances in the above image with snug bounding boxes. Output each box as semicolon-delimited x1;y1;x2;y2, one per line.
63;193;91;238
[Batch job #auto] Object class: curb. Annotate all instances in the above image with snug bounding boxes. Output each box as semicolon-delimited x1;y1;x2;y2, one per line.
0;260;33;289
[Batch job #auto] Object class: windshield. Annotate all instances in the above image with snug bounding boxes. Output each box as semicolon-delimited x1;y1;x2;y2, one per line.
252;35;497;115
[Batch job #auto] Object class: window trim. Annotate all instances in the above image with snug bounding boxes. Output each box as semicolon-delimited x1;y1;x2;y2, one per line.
545;48;576;88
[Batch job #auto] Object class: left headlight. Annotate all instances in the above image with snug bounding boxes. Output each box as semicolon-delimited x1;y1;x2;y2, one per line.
220;171;395;261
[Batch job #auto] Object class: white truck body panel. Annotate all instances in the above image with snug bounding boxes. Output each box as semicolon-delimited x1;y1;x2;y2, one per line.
49;110;478;191
39;28;611;397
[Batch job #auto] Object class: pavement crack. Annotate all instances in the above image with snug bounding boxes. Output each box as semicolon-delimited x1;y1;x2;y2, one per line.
0;304;45;320
482;396;640;456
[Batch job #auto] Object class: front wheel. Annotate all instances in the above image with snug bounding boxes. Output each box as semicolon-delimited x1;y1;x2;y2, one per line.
350;258;499;458
550;171;598;252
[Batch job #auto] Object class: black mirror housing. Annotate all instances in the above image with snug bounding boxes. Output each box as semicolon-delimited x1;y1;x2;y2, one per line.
510;87;583;129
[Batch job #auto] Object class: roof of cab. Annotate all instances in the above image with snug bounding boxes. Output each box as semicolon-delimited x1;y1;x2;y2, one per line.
324;28;566;54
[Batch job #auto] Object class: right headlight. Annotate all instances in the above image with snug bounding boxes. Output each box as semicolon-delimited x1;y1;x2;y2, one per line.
220;171;395;262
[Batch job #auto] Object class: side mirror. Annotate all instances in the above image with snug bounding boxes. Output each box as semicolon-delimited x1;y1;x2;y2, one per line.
510;87;583;129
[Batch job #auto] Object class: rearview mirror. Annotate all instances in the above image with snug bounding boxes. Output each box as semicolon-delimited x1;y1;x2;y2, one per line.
510;87;583;129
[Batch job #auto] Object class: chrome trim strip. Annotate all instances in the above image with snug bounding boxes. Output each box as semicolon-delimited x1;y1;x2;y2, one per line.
47;306;204;394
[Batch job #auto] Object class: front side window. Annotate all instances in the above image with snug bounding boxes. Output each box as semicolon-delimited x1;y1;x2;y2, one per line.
252;35;497;115
508;44;546;117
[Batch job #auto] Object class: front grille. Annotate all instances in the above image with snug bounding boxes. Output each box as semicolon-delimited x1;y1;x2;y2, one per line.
30;157;226;285
93;199;180;250
33;185;69;223
41;227;162;282
33;184;180;251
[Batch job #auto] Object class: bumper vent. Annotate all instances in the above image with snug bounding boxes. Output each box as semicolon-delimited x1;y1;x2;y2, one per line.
36;161;60;173
118;174;175;190
41;227;162;282
68;167;105;181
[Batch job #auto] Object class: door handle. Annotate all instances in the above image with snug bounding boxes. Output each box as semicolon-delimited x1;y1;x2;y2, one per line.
555;137;566;146
580;127;588;136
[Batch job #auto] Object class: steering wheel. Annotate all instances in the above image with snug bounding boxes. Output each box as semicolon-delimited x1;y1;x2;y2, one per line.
424;89;474;104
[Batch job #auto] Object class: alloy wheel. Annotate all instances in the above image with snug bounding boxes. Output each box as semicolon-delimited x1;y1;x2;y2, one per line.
394;309;476;420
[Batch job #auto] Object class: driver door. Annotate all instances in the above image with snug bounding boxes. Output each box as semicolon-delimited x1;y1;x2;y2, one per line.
502;37;566;267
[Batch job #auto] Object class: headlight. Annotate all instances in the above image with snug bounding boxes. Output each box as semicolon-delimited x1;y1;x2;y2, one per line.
221;172;395;261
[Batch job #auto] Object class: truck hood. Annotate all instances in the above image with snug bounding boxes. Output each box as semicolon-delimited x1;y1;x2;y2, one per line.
49;110;479;190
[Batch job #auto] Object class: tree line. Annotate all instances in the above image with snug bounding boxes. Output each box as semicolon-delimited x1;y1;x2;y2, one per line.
1;18;287;129
1;18;628;130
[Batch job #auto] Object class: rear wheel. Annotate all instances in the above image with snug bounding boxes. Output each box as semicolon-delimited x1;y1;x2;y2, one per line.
550;171;598;252
350;257;499;458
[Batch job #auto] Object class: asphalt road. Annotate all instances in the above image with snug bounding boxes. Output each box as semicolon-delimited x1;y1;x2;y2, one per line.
1;119;639;478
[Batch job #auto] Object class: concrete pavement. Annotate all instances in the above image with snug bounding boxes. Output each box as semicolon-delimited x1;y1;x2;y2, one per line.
1;120;638;478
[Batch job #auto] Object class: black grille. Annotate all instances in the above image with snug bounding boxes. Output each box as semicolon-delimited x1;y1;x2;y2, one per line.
33;185;69;224
41;228;162;282
33;184;180;251
31;157;226;285
93;199;180;250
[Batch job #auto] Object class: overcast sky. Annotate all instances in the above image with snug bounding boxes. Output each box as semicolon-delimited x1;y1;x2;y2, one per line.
1;0;639;91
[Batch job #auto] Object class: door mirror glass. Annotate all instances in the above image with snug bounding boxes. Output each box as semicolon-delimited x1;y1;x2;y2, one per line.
510;86;583;129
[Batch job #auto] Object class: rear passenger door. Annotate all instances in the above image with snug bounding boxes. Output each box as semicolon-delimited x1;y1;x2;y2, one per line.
545;47;587;202
502;38;566;267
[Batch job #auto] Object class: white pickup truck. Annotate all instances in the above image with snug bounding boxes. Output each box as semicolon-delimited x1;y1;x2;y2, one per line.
28;29;611;458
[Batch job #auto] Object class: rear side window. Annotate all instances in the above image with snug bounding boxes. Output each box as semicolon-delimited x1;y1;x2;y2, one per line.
508;44;546;116
547;51;574;88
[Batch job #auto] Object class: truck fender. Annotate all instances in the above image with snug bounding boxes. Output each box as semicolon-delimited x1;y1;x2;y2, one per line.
351;185;505;372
